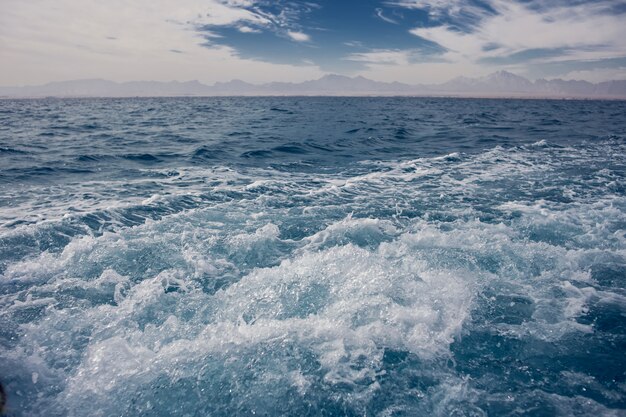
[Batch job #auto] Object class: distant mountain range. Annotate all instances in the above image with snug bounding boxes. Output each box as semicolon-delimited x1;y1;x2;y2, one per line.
1;71;625;99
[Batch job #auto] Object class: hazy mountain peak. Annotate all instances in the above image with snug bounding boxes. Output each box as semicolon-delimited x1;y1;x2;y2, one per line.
215;79;253;86
486;70;520;78
319;73;352;81
2;73;626;98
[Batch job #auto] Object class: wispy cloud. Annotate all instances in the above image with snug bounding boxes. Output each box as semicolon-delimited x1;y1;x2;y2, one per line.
383;0;626;83
344;41;365;48
406;0;626;64
386;0;489;21
346;49;411;66
387;0;462;14
192;0;271;27
0;0;325;85
375;8;399;24
237;26;261;33
562;66;626;83
287;30;311;42
343;0;625;83
1;0;625;85
194;1;318;44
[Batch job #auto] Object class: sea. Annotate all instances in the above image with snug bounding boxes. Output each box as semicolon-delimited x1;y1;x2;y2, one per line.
0;97;625;416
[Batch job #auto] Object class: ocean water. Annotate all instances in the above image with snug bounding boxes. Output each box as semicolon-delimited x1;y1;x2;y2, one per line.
0;97;625;417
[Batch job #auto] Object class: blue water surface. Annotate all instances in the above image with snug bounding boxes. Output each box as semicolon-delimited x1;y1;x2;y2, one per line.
0;97;625;416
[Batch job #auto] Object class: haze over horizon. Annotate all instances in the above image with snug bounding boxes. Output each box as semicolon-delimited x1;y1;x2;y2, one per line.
2;70;626;99
2;0;626;87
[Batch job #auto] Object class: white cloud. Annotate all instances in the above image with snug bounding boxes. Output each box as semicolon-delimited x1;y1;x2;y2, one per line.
387;0;482;18
238;26;261;33
286;30;311;42
375;8;399;24
387;0;460;10
561;67;626;83
346;50;411;66
357;59;486;84
344;41;365;48
1;0;624;85
0;0;324;85
408;0;626;66
346;48;486;83
340;0;626;83
223;0;256;6
190;1;270;27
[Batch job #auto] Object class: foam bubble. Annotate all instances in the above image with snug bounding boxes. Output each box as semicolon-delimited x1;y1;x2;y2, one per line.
2;137;625;415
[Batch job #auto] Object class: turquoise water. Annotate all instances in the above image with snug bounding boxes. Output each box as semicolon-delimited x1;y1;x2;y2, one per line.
1;97;625;416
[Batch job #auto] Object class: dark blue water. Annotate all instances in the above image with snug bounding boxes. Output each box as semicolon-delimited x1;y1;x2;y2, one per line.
1;97;625;416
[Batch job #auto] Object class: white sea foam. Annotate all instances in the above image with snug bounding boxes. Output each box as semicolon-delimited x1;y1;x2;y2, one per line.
2;138;625;415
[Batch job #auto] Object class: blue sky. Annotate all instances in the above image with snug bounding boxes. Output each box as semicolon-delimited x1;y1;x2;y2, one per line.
1;0;625;85
196;1;446;71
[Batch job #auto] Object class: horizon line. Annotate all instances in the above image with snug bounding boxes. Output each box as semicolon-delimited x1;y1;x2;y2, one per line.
3;70;626;89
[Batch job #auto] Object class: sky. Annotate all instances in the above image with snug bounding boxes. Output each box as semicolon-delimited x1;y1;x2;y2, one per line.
1;0;625;86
